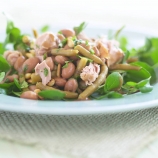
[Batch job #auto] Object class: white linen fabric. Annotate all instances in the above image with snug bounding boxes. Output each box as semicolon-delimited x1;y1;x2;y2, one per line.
0;107;158;158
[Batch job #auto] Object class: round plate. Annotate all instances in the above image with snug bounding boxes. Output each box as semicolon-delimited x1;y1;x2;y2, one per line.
0;27;158;115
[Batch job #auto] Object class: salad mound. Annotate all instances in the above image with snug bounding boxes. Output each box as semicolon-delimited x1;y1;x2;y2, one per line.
0;18;157;101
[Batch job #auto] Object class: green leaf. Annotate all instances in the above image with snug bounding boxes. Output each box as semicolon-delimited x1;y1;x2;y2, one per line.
14;78;28;90
0;81;18;95
139;85;153;93
125;81;137;87
138;38;158;66
14;78;21;90
136;78;150;88
20;80;28;89
89;49;95;54
95;91;123;100
44;68;49;77
119;36;128;51
0;43;6;54
38;90;65;100
43;53;47;60
40;25;50;33
114;25;125;40
73;22;87;35
123;77;153;94
0;82;15;89
8;27;21;43
106;91;123;98
85;40;89;46
138;38;152;54
3;12;15;34
58;38;67;48
104;72;123;92
122;50;130;63
0;72;5;82
124;62;151;83
131;61;157;84
122;83;138;94
62;61;70;68
0;55;11;73
12;91;22;97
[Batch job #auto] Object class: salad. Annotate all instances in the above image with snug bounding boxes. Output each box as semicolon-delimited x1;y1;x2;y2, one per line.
0;17;158;101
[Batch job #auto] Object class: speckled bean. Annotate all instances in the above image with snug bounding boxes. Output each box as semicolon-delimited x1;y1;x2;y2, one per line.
55;55;69;65
7;52;20;66
57;34;65;41
14;56;26;72
61;63;75;79
45;57;54;71
22;57;39;73
54;77;67;87
29;85;37;91
20;91;38;100
64;78;78;92
60;29;75;37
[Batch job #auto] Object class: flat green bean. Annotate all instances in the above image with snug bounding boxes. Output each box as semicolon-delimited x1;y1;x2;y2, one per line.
74;45;104;65
109;64;141;71
74;57;88;78
51;49;79;56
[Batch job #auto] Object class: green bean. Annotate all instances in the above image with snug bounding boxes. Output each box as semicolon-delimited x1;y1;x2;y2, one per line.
78;64;108;100
74;45;104;65
51;49;79;56
109;64;141;71
74;57;88;78
36;82;78;99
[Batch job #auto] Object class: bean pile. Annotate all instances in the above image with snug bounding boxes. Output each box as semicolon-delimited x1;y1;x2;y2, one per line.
2;26;126;100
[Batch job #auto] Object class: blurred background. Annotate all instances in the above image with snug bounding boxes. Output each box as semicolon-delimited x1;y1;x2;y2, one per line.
0;0;158;32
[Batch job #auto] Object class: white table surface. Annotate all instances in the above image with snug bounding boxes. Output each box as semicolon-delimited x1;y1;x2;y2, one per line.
0;0;158;157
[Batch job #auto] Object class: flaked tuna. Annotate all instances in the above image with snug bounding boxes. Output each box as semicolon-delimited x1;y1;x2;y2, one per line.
97;39;124;67
35;32;58;61
35;60;51;86
80;63;100;85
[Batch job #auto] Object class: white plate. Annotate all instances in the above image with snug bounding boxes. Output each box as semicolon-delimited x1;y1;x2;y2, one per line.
0;27;158;115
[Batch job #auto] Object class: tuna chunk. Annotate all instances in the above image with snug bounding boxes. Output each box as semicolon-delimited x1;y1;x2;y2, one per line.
106;40;124;67
35;32;58;58
97;39;124;67
35;60;51;86
80;63;100;85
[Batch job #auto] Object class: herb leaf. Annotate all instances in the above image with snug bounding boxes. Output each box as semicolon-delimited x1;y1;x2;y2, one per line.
73;22;87;35
38;90;65;100
44;68;49;77
40;25;50;33
58;38;67;48
104;72;123;92
62;61;70;68
0;72;5;82
0;55;11;73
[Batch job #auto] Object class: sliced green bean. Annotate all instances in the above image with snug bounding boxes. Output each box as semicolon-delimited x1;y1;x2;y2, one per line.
74;45;104;65
109;64;141;71
78;64;108;100
36;82;78;99
74;57;88;78
51;49;79;56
